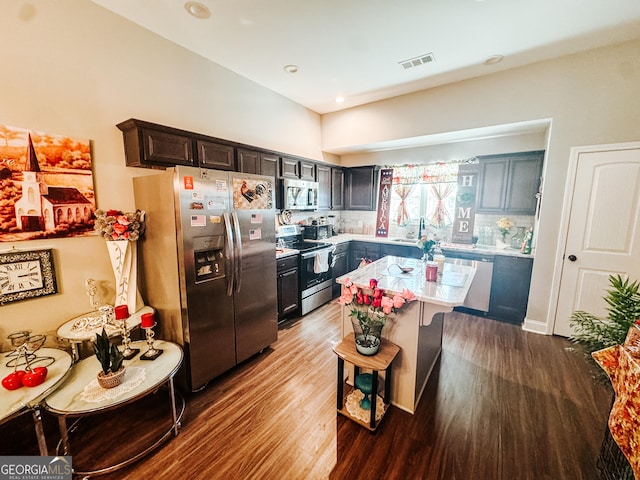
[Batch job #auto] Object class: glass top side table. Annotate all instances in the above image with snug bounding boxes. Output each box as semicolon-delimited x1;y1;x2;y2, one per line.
43;339;184;477
0;347;73;454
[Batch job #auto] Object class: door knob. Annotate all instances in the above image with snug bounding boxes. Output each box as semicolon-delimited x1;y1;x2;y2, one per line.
568;255;577;262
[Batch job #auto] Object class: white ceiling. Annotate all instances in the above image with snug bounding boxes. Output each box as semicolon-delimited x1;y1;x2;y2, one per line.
92;0;640;116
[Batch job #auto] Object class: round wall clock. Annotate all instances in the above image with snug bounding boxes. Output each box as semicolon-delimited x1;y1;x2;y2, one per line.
0;249;58;305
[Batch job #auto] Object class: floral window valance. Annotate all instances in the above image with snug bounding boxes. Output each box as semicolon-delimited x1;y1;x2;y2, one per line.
389;159;476;228
391;163;459;185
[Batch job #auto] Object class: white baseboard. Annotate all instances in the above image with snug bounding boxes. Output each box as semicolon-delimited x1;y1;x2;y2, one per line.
522;316;552;335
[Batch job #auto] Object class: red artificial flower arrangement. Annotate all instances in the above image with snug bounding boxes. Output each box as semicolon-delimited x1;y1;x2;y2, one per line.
338;277;416;327
94;209;146;241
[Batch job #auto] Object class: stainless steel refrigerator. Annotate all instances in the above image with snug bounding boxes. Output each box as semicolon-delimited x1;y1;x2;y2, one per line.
133;166;278;392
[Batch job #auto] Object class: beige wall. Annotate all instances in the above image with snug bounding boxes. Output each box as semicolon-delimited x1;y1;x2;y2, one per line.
323;38;640;334
0;1;325;349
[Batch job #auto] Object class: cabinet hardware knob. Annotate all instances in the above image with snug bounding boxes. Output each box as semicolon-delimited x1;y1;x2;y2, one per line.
568;255;577;262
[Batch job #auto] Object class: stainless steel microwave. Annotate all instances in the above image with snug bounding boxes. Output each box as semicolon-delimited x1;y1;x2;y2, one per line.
283;178;319;211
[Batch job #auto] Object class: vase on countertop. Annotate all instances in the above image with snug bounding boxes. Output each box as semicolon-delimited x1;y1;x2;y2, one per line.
511;226;527;249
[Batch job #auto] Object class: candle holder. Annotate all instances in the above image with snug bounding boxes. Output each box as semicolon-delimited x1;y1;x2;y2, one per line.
114;304;139;360
140;323;163;361
85;278;99;311
120;317;140;360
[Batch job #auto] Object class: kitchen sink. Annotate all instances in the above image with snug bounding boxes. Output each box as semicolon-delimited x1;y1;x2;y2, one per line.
392;238;418;244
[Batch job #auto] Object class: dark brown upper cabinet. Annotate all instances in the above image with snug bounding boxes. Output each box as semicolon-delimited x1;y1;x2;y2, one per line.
299;160;316;181
237;149;261;174
260;153;279;179
316;164;331;210
346;166;378;211
331;167;345;210
197;139;234;171
280;157;300;179
117;119;194;168
476;151;544;215
280;156;317;181
238;149;279;177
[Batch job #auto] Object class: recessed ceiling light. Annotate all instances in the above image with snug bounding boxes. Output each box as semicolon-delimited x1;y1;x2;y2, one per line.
484;55;504;65
283;64;299;74
184;2;210;19
335;97;345;104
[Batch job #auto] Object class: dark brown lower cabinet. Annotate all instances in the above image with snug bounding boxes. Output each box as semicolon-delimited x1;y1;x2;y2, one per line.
277;255;299;320
379;243;422;259
488;255;533;324
349;241;381;270
331;243;350;297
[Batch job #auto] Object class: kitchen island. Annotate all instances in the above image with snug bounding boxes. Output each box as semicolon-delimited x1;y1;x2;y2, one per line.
336;255;476;414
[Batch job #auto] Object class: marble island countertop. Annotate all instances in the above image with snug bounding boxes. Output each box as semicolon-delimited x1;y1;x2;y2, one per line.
335;255;476;307
310;233;533;258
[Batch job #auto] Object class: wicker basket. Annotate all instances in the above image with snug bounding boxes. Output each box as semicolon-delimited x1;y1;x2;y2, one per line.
97;367;126;389
597;426;634;480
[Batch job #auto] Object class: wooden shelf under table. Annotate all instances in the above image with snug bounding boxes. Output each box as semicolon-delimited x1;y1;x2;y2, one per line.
337;383;389;431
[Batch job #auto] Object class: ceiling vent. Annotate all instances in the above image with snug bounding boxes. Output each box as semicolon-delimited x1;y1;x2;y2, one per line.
399;53;435;70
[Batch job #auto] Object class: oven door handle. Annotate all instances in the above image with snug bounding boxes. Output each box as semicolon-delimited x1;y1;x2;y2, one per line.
301;248;332;260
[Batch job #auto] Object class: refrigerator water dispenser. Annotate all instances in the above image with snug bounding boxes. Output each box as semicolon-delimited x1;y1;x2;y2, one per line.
193;235;225;283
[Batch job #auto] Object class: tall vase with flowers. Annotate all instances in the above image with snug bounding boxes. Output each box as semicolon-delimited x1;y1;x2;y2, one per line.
94;209;146;314
338;278;416;355
496;217;514;244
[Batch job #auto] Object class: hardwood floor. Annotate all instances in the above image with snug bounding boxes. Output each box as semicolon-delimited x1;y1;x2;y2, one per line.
1;303;613;479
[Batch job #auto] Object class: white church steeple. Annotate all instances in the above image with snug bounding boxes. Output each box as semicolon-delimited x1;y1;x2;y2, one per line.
15;134;47;229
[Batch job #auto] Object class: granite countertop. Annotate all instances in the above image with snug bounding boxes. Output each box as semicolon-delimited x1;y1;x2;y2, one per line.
313;233;533;258
335;255;476;307
276;247;299;259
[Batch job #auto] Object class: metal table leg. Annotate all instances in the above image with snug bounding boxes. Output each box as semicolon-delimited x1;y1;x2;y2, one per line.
168;377;181;436
32;408;48;456
58;416;70;455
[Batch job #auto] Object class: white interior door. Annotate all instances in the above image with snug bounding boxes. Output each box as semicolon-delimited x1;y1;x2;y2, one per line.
553;143;640;337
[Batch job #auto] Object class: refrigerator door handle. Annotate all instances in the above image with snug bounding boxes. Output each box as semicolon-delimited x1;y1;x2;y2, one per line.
231;211;243;293
223;212;234;297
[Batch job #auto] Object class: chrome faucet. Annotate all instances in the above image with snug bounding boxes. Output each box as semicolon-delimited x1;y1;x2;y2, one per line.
418;217;425;239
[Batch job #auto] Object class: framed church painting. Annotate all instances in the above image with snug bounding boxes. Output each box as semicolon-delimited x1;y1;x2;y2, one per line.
0;124;96;242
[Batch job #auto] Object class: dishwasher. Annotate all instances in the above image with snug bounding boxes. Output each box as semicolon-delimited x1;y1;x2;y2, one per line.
443;249;494;314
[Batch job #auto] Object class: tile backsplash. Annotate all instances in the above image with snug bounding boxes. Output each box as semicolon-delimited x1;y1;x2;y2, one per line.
278;209;534;247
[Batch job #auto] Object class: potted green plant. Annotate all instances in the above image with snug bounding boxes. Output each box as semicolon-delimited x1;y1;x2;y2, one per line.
570;274;640;480
570;274;640;374
93;327;126;389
